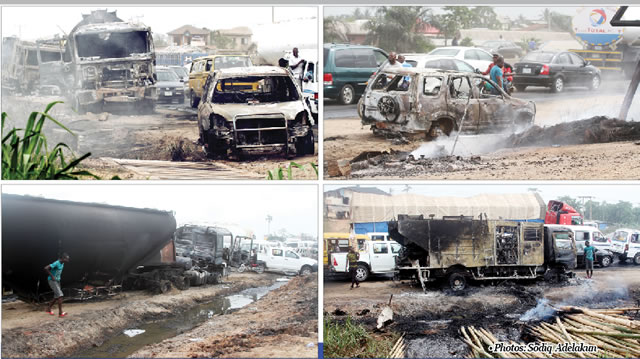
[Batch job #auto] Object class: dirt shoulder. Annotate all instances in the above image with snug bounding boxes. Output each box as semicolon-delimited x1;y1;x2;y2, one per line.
129;275;318;358
1;272;279;358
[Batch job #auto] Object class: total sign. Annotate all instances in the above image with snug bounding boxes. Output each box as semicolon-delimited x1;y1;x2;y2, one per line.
572;7;624;47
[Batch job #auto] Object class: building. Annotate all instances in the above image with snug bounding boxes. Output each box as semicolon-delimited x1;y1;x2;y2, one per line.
216;26;253;51
167;25;211;46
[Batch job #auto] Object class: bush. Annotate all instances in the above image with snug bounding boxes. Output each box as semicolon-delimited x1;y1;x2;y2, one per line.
266;162;318;180
2;101;97;180
324;315;398;358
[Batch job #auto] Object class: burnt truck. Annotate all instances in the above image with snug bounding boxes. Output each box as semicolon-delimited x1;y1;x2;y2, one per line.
1;37;65;94
388;215;577;291
1;194;227;302
64;10;157;113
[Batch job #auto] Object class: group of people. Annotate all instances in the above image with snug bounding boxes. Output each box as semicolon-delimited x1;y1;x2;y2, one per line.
482;53;514;95
382;52;413;70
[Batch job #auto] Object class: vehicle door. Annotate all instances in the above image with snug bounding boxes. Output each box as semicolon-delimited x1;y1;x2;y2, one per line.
629;232;640;257
446;75;480;133
188;60;201;95
475;76;514;132
36;44;66;92
568;52;592;85
611;231;628;254
369;242;395;272
553;53;575;84
284;250;301;271
268;248;286;270
552;230;577;269
592;230;609;250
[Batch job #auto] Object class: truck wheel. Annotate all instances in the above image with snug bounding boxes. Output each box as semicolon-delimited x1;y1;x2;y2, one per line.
634;254;640;266
448;272;467;291
255;263;265;274
589;75;601;90
173;276;190;290
300;265;312;276
338;84;356;105
237;264;246;273
355;264;369;282
190;91;200;108
158;280;171;294
551;77;564;93
600;255;612;268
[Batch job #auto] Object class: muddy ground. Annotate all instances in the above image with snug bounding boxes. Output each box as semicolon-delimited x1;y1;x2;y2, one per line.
1;272;316;358
1;95;317;180
130;274;318;358
324;93;640;179
324;264;640;358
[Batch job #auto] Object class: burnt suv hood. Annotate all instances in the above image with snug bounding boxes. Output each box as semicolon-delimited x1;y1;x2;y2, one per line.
211;101;306;120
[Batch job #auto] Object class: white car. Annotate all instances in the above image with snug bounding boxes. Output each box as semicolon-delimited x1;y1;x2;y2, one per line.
426;47;494;73
610;228;640;264
403;54;477;73
258;247;318;275
330;240;402;282
570;225;614;267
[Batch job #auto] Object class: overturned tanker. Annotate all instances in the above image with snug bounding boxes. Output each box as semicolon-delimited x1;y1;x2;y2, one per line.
1;194;219;302
388;215;577;291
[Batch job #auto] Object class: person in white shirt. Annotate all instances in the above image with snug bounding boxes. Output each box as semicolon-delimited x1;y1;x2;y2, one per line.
288;47;306;86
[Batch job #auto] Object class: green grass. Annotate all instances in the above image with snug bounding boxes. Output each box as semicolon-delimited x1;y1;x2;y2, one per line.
2;101;97;180
266;161;318;180
323;315;399;358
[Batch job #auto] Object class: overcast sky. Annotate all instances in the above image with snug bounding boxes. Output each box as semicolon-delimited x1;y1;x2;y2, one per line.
2;184;318;240
1;6;317;41
325;184;640;206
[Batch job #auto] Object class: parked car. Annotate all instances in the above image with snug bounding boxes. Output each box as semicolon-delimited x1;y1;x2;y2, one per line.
170;65;189;82
479;40;523;59
568;225;614;267
323;44;388;105
379;54;477;73
258;247;318;275
188;55;253;107
426;46;494;73
155;66;185;104
358;68;535;139
330;239;403;282
196;66;314;159
513;51;601;93
610;229;640;264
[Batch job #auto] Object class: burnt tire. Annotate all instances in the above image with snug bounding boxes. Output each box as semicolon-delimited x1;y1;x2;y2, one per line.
355;264;369;282
338;84;356;105
377;96;400;122
600;255;612;268
173;276;190;290
551;77;564;93
190;91;200;108
158;280;171;294
296;130;314;156
634;254;640;266
448;272;467;291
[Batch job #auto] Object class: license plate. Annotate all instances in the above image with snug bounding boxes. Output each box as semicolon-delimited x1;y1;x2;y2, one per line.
522;68;531;74
164;91;172;96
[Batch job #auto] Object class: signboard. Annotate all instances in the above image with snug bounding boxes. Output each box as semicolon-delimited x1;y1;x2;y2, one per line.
573;7;624;47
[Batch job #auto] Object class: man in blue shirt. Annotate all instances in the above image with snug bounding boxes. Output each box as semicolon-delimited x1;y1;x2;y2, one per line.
583;241;597;278
44;253;70;317
489;57;504;95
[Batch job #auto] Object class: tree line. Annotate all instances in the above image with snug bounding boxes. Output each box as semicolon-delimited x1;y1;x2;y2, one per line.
557;195;640;228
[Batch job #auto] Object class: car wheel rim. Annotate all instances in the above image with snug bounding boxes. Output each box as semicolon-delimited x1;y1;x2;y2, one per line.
356;268;366;281
343;87;353;104
592;77;600;89
452;278;464;290
556;79;563;92
602;257;610;266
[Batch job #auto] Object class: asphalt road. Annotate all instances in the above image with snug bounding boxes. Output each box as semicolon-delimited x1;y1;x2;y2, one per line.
324;79;629;120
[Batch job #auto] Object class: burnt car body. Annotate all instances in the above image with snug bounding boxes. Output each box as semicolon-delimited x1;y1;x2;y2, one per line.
513;51;601;93
389;215;577;291
197;66;315;158
359;68;535;138
65;10;157;113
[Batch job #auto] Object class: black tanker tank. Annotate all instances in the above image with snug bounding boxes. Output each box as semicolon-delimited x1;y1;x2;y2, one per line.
2;193;176;301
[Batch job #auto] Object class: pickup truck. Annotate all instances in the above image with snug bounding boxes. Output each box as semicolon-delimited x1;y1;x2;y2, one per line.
329;240;402;282
258;247;318;275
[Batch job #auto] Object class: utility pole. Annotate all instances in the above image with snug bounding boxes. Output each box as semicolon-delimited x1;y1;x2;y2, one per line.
265;215;273;236
578;196;594;220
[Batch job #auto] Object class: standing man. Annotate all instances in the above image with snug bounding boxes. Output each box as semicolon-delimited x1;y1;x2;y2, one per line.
397;55;412;68
384;52;402;69
347;247;360;289
288;47;306;86
482;53;500;75
489;56;504;95
584;241;597;279
45;253;70;317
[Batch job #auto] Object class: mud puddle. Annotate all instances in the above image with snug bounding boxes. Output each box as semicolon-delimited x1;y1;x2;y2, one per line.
75;280;288;358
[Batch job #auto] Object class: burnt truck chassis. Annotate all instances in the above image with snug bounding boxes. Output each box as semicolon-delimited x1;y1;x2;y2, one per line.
389;215;577;291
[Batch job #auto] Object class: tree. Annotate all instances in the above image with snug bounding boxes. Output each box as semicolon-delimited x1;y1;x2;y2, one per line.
364;6;434;53
324;17;348;43
211;31;232;49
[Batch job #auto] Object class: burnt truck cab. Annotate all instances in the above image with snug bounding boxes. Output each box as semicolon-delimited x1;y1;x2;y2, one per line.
389;215;576;291
359;68;535;138
66;18;157;113
197;66;315;159
174;224;230;285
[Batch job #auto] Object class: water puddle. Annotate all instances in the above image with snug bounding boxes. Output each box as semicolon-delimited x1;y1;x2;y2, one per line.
75;280;287;358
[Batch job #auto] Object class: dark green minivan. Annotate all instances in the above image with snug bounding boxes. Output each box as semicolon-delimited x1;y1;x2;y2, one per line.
323;44;388;105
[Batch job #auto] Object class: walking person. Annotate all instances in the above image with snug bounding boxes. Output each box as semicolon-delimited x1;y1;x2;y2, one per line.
347;247;360;289
584;241;597;279
45;253;70;317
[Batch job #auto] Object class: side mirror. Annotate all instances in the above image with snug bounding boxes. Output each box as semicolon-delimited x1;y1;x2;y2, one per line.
180;78;184;82
584;61;590;67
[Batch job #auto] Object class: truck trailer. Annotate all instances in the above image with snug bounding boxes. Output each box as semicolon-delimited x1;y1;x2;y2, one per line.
389;215;577;291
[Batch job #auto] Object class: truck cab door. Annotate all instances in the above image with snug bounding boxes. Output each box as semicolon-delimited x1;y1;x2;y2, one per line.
552;231;577;270
629;233;640;258
370;242;395;272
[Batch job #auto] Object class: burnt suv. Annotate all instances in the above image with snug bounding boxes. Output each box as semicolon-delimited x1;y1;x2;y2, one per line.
197;66;314;159
358;68;535;138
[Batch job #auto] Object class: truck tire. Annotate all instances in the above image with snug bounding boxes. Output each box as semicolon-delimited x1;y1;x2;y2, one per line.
355;264;369;282
158;280;171;294
338;84;356;105
300;265;312;276
600;255;612;268
173;276;190;290
634;254;640;266
448;272;467;291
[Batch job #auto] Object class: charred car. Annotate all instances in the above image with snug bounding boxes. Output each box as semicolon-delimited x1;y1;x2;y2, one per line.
358;68;535;138
197;66;315;158
64;10;157;113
